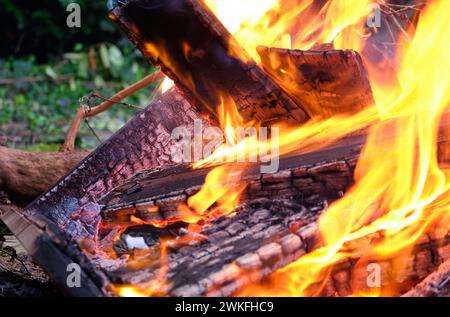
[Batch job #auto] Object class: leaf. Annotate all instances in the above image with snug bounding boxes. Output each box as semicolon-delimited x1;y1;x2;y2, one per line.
94;75;106;88
77;55;89;79
74;42;83;52
99;44;111;69
109;44;124;67
45;66;57;80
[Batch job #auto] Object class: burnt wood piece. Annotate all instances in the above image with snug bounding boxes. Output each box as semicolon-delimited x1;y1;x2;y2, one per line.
19;89;210;242
285;224;450;297
109;0;309;125
258;46;375;119
0;206;109;296
101;198;449;297
99;146;450;296
7;106;450;297
100;141;362;218
402;258;450;297
105;198;326;296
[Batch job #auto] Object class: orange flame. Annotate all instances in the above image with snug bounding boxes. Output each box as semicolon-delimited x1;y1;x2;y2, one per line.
205;0;376;62
235;0;450;296
118;0;450;297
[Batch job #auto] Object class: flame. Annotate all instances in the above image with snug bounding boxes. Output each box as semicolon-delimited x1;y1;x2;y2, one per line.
160;76;174;94
235;0;450;296
293;0;373;51
178;96;251;221
117;239;170;297
205;0;376;62
116;0;450;297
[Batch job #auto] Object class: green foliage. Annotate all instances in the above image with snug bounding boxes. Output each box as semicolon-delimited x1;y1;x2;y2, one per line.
2;1;120;61
0;1;160;150
0;42;159;150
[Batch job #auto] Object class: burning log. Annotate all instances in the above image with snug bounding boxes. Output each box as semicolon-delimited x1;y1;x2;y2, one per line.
0;130;363;296
109;0;309;125
3;111;450;296
2;121;450;296
12;89;211;242
403;258;450;297
272;224;450;297
2;0;449;298
257;46;375;118
100;143;361;221
96;136;450;297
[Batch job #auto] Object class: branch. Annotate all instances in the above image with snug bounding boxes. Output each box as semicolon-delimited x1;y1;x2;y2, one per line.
59;71;164;152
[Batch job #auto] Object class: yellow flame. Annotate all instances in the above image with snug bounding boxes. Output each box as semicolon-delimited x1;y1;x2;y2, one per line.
160;76;174;94
235;0;450;296
205;0;376;62
117;0;450;297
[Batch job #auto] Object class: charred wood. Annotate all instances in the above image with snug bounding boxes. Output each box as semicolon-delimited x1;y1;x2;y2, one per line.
258;46;375;119
402;258;450;297
109;0;309;125
18;89;210;241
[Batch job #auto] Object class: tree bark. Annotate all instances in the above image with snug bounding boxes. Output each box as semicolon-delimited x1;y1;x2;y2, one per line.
0;146;89;206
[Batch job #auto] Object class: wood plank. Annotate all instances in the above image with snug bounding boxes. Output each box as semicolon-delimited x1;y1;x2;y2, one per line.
258;46;375;119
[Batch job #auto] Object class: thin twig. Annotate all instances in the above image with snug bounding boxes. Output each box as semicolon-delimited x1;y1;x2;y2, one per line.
59;71;165;152
84;119;102;145
90;92;144;110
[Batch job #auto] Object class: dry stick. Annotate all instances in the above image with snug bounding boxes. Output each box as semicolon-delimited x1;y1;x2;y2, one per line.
59;71;164;152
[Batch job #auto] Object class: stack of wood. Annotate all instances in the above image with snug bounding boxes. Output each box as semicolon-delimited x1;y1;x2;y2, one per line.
0;0;448;297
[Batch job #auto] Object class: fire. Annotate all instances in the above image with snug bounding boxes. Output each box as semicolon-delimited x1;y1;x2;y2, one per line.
160;76;175;94
205;0;375;62
235;0;450;296
117;239;170;297
192;0;450;296
119;0;450;297
178;96;251;221
293;0;373;51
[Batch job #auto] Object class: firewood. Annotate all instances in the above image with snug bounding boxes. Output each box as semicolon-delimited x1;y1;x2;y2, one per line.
12;89;212;241
97;142;450;297
109;0;309;125
3;119;450;296
257;46;375;119
0;146;89;206
402;258;450;297
313;227;450;297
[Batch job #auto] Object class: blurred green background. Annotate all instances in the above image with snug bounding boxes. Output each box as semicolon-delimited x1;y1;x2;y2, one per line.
0;0;159;151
